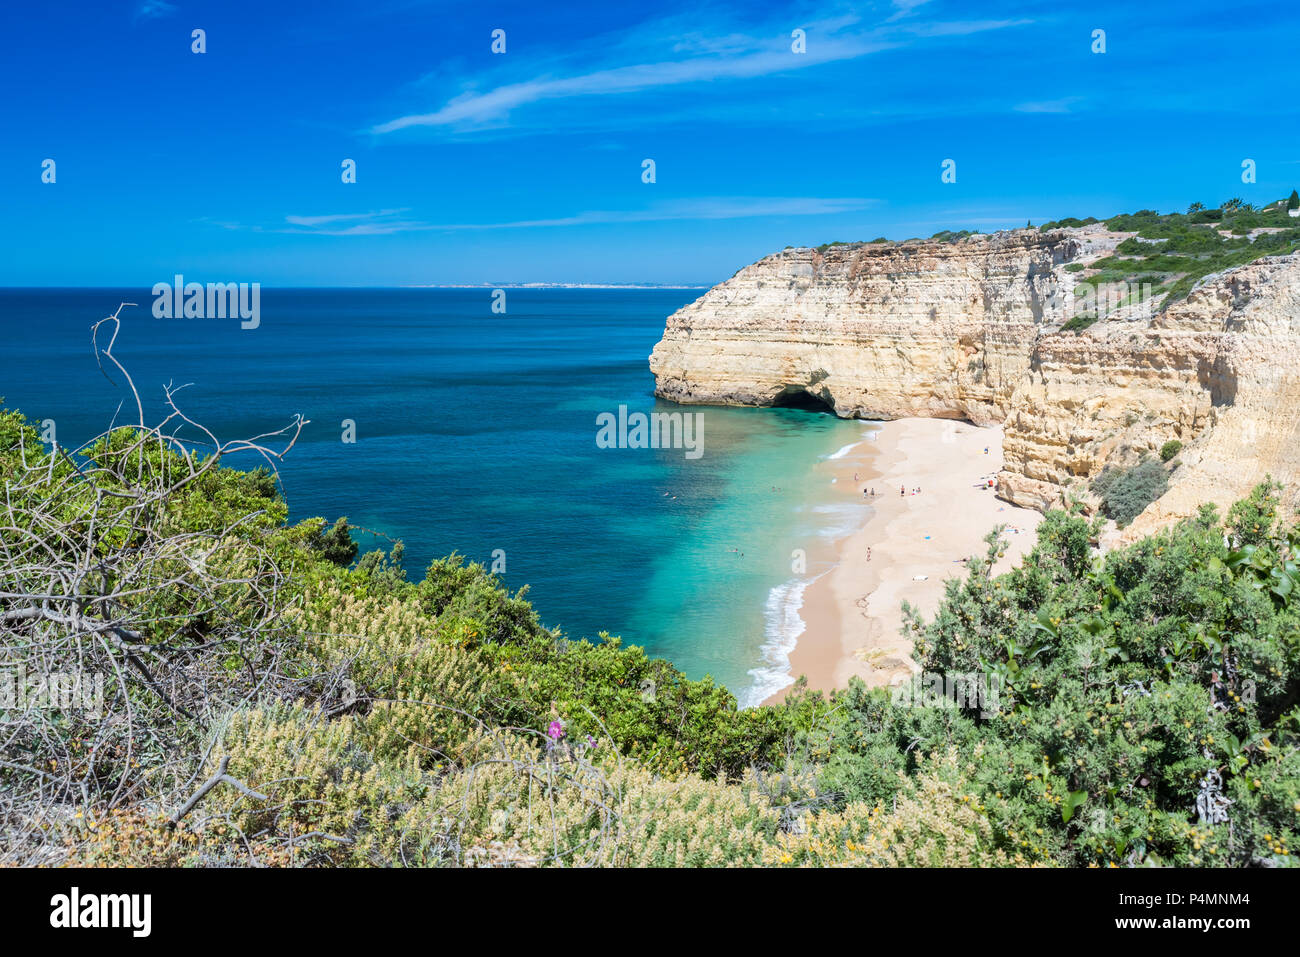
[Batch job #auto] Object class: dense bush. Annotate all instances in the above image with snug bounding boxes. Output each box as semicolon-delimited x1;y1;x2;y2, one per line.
1039;216;1100;231
1093;457;1170;526
1061;314;1099;333
1160;439;1183;462
806;505;1300;866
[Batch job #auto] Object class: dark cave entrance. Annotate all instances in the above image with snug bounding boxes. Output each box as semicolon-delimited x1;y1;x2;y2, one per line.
771;387;835;413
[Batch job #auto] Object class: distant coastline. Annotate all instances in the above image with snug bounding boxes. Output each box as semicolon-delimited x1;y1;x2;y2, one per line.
405;282;710;289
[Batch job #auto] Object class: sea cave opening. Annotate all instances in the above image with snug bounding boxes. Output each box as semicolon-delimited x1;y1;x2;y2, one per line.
771;387;835;413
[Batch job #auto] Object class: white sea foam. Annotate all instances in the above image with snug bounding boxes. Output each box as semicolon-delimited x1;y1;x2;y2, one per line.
811;501;870;540
824;424;882;460
739;580;804;707
741;424;882;708
740;573;825;708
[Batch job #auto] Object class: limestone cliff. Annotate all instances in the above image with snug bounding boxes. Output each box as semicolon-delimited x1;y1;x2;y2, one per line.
651;229;1300;535
651;231;1086;425
1004;253;1300;539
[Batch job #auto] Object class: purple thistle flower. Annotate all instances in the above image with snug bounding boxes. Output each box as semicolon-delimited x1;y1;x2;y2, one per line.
547;720;565;741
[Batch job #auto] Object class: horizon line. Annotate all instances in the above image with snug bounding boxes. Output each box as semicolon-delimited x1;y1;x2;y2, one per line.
0;283;713;290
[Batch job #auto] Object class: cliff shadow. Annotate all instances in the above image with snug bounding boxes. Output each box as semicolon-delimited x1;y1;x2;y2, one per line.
771;385;836;413
1198;354;1238;408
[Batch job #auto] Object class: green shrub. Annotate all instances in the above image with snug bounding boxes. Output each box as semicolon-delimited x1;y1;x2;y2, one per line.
1093;458;1169;526
1060;315;1098;333
816;494;1300;867
1159;440;1183;462
1040;216;1100;231
1226;479;1281;547
307;516;360;566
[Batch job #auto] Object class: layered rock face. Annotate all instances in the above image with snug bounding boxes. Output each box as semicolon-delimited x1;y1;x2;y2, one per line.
651;231;1300;535
1004;254;1300;538
650;232;1082;426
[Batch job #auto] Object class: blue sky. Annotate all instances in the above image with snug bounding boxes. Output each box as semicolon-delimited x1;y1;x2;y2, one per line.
1;0;1297;285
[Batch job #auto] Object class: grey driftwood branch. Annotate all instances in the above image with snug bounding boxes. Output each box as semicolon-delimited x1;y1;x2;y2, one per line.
168;755;267;827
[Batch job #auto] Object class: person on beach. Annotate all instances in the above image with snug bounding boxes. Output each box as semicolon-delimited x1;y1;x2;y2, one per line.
866;546;872;561
900;485;905;497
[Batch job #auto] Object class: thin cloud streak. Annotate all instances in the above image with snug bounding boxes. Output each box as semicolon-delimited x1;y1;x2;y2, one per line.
372;42;892;133
284;209;411;227
276;198;879;236
1014;96;1084;114
134;0;176;21
370;17;1031;134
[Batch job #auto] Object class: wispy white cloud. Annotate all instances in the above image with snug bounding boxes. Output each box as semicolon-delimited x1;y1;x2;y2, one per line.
372;44;888;134
903;18;1028;38
284;209;411;228
888;0;934;22
134;0;176;21
278;209;433;236
445;197;879;229
274;197;878;236
1014;96;1085;114
370;13;1031;134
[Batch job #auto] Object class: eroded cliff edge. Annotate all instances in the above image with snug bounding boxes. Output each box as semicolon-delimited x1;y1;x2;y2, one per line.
650;227;1300;538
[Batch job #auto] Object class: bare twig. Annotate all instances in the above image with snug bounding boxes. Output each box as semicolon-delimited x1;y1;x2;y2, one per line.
168;756;267;827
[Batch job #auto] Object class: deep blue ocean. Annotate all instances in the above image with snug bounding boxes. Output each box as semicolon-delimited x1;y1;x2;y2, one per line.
0;288;872;704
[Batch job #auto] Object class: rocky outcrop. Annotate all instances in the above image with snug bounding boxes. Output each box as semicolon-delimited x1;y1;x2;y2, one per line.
651;231;1090;425
651;229;1300;535
1004;254;1300;538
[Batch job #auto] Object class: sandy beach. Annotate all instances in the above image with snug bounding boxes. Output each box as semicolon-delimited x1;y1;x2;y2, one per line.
764;417;1043;705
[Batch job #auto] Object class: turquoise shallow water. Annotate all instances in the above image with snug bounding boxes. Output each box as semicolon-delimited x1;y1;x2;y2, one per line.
0;288;871;704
